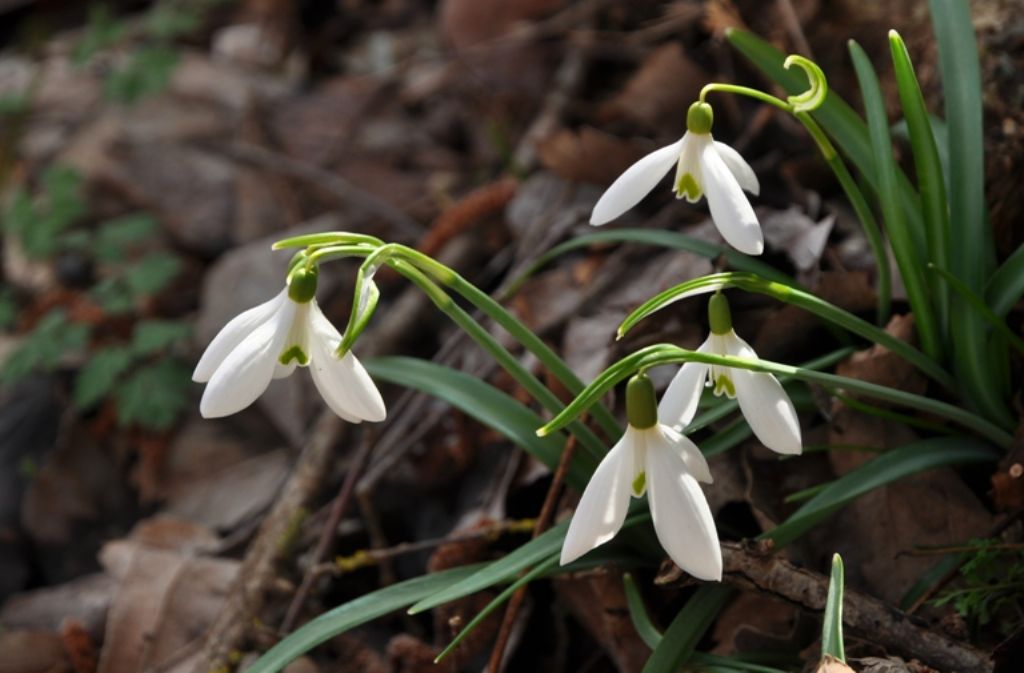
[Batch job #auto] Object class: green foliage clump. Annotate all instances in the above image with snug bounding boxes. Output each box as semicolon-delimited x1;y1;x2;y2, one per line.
934;538;1024;636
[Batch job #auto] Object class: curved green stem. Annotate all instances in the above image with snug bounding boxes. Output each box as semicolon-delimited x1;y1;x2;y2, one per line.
796;112;892;324
700;83;792;112
618;272;954;392
388;260;610;463
385;245;623;440
537;344;1011;449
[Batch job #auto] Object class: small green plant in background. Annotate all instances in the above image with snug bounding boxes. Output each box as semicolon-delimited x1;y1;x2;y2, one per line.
934;539;1024;637
1;166;189;432
75;0;234;104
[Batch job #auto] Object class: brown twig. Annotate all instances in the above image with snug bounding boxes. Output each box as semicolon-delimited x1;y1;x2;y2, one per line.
486;433;579;673
695;542;995;673
278;429;378;633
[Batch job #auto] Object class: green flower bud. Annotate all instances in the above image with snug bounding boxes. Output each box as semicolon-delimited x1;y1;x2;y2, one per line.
287;265;319;303
708;292;732;335
626;372;658;429
686;101;714;135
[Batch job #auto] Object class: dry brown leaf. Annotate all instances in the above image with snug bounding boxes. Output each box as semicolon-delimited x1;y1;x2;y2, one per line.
439;0;564;49
536;127;646;186
553;570;650;672
711;592;808;657
835;313;927;402
596;43;706;131
96;542;239;673
0;630;71;673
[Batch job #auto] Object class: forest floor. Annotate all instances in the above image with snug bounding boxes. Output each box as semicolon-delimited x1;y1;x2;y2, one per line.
1;1;1023;672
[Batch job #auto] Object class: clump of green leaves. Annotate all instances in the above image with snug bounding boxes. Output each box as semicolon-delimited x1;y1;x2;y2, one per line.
75;0;232;105
75;320;192;431
934;538;1024;636
1;164;189;430
3;165;86;258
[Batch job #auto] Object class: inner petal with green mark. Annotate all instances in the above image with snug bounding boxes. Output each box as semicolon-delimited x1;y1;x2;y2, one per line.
279;345;309;366
632;471;646;497
712;373;736;398
675;173;702;201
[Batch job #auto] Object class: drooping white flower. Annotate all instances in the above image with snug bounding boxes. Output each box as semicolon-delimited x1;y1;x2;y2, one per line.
659;293;801;455
193;266;385;422
590;102;764;256
560;373;722;581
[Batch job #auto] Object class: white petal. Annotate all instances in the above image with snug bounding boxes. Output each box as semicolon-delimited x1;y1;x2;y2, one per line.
590;138;685;226
725;331;802;455
193;289;287;383
560;429;637;565
673;133;708;203
199;299;296;418
658;425;712;483
645;438;722;581
713;141;759;195
658;336;712;429
700;142;764;255
273;361;297;379
307;302;386;422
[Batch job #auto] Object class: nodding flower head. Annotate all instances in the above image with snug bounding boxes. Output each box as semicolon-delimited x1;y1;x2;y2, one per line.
193;267;385;423
590;101;764;256
560;372;722;582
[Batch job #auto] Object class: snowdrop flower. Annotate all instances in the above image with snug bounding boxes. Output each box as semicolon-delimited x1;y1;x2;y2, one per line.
193;265;386;422
659;293;801;455
560;373;722;581
590;102;764;256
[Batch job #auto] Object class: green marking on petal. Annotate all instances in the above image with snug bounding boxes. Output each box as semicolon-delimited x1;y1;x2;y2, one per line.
632;471;646;497
713;373;735;398
279;346;309;366
675;173;702;201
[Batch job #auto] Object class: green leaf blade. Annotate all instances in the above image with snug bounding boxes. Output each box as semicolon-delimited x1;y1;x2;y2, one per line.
244;565;485;673
767;437;997;547
75;346;135;408
821;553;846;661
849;40;940;362
642;586;735;673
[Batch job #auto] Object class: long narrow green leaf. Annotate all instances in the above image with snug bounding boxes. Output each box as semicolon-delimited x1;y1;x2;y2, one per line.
889;31;951;336
849;40;940;361
725;29;925;236
929;0;1011;428
624;573;663;649
503;229;794;295
642;586;735;673
929;0;992;284
407;522;568;614
986;243;1024;317
245;564;485;673
435;555;559;662
928;264;1024;356
366;356;598;491
821;554;846;661
766;437;998;546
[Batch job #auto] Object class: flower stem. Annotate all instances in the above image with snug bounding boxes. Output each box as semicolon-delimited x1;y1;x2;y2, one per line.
538;344;1012;449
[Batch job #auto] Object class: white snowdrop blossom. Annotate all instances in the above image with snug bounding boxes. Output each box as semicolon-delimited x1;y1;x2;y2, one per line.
560;373;722;581
192;266;386;422
590;102;764;256
659;293;802;455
